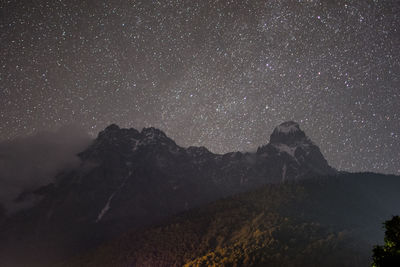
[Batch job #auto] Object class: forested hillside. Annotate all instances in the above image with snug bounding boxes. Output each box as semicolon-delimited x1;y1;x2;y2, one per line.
65;172;400;266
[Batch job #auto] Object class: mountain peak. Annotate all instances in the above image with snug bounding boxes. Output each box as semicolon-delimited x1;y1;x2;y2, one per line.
104;124;120;131
141;127;167;139
257;121;336;178
274;121;301;134
97;124;122;139
270;121;307;146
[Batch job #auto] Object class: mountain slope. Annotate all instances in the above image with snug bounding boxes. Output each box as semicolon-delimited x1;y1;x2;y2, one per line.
0;121;335;266
66;173;400;267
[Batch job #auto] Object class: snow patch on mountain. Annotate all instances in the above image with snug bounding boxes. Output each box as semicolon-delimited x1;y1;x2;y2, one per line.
273;143;297;157
275;121;300;134
282;163;287;182
131;139;138;151
96;171;131;223
96;193;114;223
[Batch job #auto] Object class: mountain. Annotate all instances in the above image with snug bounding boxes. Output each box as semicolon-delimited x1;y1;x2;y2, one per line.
0;121;337;266
65;173;400;267
257;121;334;181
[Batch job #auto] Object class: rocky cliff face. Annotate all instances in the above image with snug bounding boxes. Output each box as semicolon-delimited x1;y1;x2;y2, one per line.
0;121;336;266
257;121;335;181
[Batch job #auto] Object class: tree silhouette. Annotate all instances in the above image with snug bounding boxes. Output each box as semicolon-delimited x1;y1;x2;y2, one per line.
372;216;400;267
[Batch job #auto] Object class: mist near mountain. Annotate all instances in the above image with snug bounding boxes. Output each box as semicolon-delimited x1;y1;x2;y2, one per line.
0;125;92;212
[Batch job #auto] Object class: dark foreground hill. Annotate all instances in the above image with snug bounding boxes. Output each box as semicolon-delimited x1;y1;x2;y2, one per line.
65;172;400;267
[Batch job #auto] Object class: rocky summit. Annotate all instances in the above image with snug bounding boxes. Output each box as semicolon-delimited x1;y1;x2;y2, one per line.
257;121;335;181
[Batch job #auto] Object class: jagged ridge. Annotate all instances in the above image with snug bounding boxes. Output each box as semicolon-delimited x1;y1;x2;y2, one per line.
0;121;336;266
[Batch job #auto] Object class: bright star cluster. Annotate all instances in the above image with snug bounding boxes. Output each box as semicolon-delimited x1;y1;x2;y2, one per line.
1;0;399;174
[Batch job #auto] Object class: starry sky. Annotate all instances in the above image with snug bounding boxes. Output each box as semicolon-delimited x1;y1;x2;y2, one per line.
1;0;399;174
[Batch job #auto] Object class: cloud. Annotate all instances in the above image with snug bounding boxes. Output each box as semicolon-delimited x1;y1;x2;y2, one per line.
0;125;93;212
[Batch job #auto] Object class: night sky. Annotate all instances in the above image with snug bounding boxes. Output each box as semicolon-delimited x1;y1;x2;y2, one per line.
1;0;399;174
